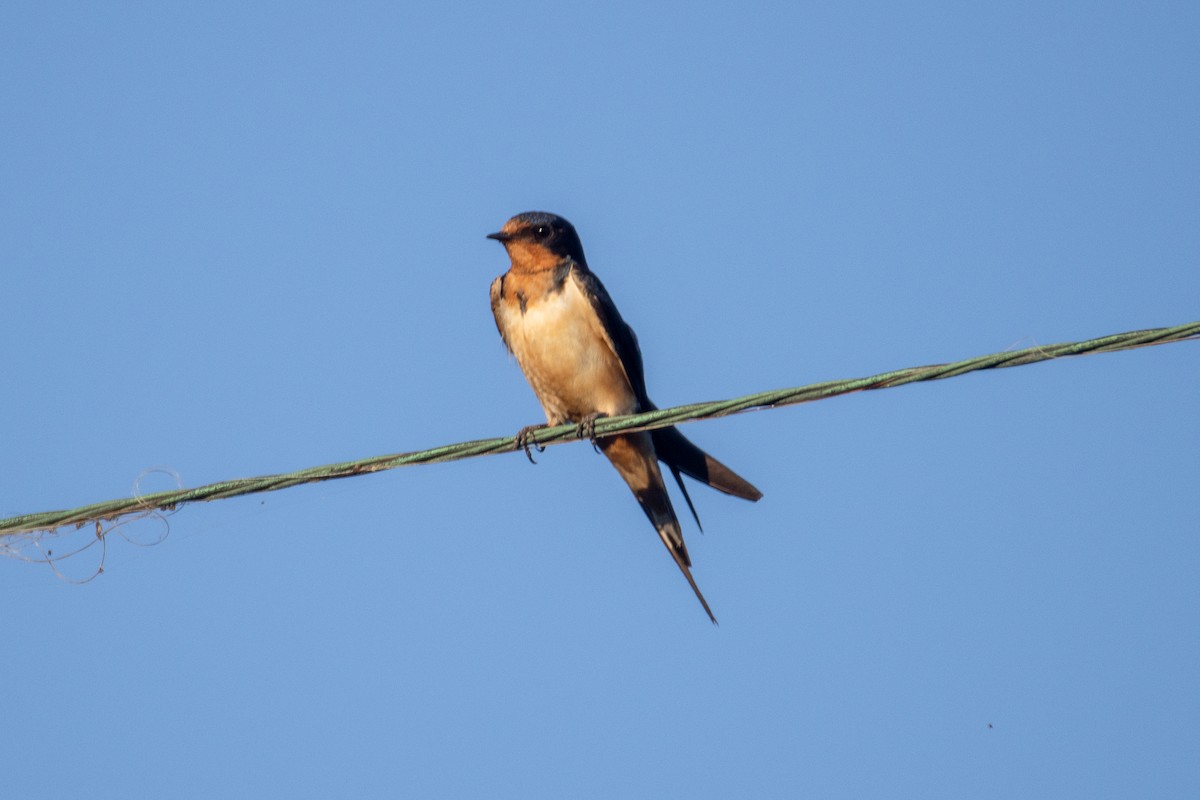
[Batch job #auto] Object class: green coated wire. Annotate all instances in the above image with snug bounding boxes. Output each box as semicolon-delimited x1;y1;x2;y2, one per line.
2;320;1197;538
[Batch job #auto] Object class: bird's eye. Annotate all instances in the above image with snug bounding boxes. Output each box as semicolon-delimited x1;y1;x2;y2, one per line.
533;225;551;239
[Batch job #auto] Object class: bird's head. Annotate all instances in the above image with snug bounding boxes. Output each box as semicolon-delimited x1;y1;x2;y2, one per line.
487;211;587;272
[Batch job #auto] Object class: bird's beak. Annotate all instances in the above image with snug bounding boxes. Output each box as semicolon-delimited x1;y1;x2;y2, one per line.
486;231;511;242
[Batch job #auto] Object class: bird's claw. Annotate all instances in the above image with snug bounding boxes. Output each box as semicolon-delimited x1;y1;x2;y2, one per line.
515;424;547;464
575;412;606;453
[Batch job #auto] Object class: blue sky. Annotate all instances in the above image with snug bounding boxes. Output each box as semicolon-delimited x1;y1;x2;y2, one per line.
3;2;1198;797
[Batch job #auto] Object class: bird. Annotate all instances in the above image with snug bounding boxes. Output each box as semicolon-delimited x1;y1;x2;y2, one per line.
487;211;762;623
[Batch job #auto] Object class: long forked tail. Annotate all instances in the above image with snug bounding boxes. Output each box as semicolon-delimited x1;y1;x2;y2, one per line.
655;524;718;625
598;433;719;624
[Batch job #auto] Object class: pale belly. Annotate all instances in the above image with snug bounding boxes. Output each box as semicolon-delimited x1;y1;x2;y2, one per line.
499;279;639;425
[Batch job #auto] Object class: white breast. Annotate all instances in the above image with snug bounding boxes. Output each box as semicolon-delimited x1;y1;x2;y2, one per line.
500;275;639;425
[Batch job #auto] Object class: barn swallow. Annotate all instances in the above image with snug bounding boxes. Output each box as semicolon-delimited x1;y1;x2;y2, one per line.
488;211;762;623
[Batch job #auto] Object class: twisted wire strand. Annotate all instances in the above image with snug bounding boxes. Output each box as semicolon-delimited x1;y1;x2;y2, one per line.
2;320;1196;538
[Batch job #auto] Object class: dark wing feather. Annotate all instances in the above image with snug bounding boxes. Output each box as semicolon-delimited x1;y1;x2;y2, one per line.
489;274;512;353
572;261;763;507
651;425;763;502
569;263;652;407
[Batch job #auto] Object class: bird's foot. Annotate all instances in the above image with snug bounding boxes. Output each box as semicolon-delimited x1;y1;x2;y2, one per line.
575;412;607;453
515;424;547;464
